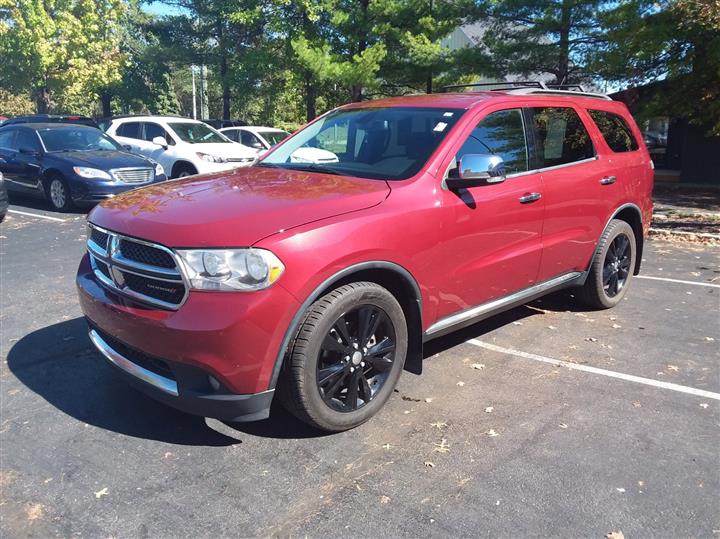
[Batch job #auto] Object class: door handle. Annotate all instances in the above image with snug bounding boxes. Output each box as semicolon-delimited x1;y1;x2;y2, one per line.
600;175;617;185
518;192;542;204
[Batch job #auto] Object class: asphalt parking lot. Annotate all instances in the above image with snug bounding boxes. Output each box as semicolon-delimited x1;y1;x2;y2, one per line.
1;195;719;538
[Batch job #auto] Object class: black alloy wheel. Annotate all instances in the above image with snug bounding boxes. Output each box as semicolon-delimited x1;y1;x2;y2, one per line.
603;233;632;297
317;304;396;412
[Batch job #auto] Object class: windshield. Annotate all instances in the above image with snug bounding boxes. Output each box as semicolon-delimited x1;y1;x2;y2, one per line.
259;107;464;180
260;130;290;146
168;122;229;144
39;127;121;152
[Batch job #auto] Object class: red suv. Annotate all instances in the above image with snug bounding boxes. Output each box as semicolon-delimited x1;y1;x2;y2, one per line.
77;86;653;431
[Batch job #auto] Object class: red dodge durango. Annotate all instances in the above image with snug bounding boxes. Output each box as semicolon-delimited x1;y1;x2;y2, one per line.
77;85;653;431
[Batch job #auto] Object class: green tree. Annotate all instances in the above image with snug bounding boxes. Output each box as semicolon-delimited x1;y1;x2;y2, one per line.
0;0;126;114
481;0;606;85
594;0;720;134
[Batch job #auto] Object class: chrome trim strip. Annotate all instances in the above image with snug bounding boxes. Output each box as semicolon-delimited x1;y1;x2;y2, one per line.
111;264;184;284
504;156;599;180
110;167;154;184
425;272;582;336
89;329;179;396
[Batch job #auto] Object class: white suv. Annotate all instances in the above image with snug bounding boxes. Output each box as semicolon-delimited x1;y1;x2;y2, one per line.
219;126;290;153
105;116;257;178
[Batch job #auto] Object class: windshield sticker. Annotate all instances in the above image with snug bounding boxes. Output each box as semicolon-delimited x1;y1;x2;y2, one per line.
443;112;454;117
433;122;448;132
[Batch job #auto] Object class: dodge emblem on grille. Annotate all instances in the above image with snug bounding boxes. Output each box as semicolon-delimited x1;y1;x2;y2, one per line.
111;266;125;287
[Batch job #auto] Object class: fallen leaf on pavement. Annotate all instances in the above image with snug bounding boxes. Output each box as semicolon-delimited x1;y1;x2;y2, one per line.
430;421;447;429
547;325;557;330
456;381;465;386
425;397;433;403
585;337;598;342
667;365;679;372
606;532;625;539
615;488;625;493
632;401;642;408
705;337;715;342
484;406;494;413
471;363;486;370
699;403;709;409
424;461;435;468
94;487;109;499
559;423;568;429
433;439;450;453
486;429;500;437
380;495;391;504
611;324;622;329
512;321;523;326
382;443;392;450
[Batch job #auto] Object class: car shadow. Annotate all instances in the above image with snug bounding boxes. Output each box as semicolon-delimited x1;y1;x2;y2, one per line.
7;191;88;216
6;317;238;446
8;293;587;442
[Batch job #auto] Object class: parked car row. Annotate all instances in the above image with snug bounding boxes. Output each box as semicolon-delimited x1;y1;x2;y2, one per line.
0;114;291;212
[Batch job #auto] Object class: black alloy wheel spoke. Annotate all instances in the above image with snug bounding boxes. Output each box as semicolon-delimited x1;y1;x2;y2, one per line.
603;234;632;298
316;304;396;412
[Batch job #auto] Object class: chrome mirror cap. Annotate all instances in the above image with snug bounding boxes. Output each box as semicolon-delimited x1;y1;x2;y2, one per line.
459;154;506;183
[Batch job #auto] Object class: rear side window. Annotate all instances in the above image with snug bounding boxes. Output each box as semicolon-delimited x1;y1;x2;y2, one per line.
117;122;141;139
588;110;639;152
452;109;529;175
528;107;594;168
16;129;41;152
142;122;175;145
0;129;15;150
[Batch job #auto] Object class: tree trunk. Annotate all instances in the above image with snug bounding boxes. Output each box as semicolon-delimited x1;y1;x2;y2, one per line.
305;71;317;121
101;90;112;117
556;0;571;85
35;87;49;114
218;23;231;120
351;0;370;102
426;72;433;94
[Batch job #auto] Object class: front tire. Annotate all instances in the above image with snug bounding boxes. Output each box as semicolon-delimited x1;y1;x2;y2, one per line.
578;219;636;309
44;175;74;212
279;282;408;432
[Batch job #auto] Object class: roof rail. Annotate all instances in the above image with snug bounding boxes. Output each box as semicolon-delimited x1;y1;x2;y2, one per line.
440;80;612;101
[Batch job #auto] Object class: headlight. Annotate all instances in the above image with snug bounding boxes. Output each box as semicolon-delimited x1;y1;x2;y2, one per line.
196;152;227;163
176;248;285;291
73;166;112;180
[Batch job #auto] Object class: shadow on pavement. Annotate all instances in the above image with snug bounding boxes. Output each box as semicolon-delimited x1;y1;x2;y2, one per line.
7;191;89;216
7;292;588;442
6;317;238;446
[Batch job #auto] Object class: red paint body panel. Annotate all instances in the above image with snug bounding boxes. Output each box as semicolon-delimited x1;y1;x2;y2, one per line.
76;91;653;418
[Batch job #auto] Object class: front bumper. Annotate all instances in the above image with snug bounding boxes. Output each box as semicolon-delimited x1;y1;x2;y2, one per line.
76;253;300;421
70;174;169;204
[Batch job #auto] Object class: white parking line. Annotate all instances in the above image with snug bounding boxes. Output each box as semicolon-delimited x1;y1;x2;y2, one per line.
637;275;720;288
467;339;720;401
7;209;67;223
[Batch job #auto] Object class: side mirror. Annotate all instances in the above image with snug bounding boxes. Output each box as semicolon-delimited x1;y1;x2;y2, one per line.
151;136;168;148
19;146;39;156
122;144;132;151
446;154;506;190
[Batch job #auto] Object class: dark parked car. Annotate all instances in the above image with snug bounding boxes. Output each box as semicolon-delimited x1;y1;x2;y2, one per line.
1;114;99;128
0;123;168;211
0;172;7;222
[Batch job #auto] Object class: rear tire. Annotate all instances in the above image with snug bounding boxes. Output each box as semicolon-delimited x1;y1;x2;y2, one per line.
44;175;74;212
278;282;408;432
577;219;636;309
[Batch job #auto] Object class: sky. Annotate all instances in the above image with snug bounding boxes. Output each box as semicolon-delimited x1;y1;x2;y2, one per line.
142;1;187;17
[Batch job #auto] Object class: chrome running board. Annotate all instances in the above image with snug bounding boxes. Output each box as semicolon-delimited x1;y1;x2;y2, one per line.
425;272;583;338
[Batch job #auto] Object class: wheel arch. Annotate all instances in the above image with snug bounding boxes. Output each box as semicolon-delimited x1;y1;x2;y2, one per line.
171;160;197;178
269;261;424;391
609;203;644;275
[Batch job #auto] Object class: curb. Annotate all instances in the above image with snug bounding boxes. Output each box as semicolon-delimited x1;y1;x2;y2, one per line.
649;227;720;240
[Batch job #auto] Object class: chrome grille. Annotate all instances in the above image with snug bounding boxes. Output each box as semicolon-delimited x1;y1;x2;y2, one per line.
86;223;187;310
111;167;154;184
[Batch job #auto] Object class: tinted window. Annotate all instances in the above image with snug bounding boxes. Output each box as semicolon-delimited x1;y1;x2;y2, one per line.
223;130;239;142
0;129;15;149
529;107;594;168
16;129;41;152
260;130;290;146
241;130;263;148
588;110;639;152
261;107;465;181
117;122;142;139
452;109;528;175
143;122;174;145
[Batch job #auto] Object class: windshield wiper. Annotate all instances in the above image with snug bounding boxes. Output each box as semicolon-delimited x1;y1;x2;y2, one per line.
283;163;343;176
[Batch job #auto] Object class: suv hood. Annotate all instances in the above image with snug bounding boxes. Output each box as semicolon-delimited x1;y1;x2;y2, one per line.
89;167;390;247
50;150;152;169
